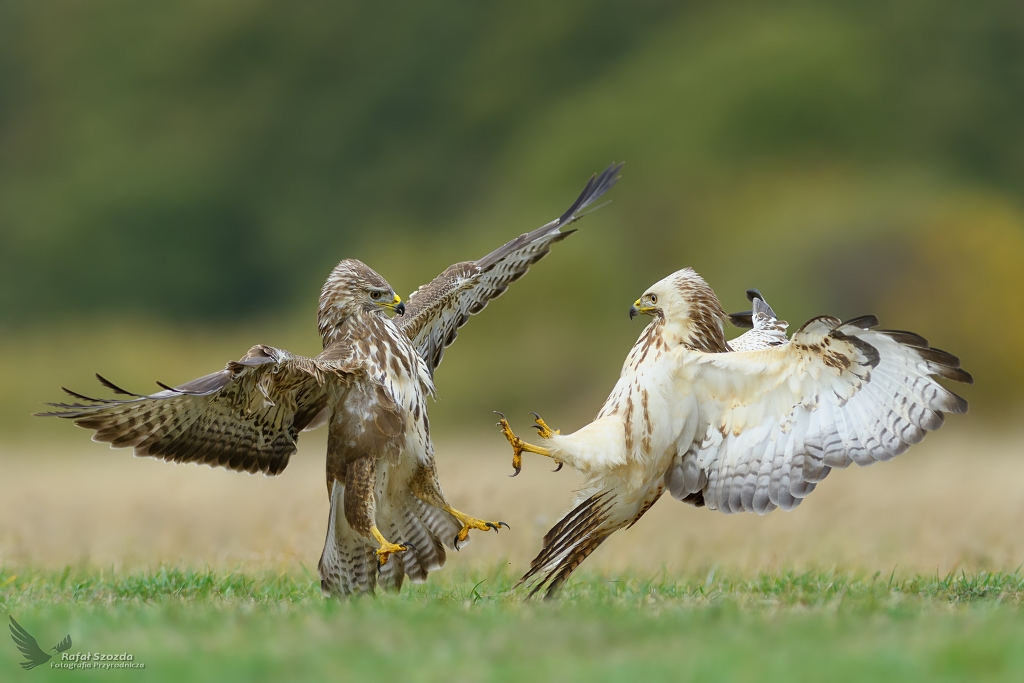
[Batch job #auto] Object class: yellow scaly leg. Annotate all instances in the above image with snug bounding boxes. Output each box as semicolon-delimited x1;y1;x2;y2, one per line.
441;506;510;550
495;411;562;476
371;526;411;566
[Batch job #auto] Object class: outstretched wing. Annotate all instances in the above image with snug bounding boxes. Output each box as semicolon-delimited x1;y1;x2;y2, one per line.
666;315;972;514
37;344;358;476
397;163;623;375
53;634;72;653
9;617;51;670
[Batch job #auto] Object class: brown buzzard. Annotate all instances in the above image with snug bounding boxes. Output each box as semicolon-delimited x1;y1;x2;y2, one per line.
39;163;623;596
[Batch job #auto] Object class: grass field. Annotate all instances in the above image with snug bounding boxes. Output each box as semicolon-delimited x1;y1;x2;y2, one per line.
2;566;1024;682
2;429;1022;680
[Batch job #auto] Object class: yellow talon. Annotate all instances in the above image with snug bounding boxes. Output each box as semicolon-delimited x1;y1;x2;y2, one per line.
371;526;411;566
529;412;559;438
443;507;510;550
495;411;558;476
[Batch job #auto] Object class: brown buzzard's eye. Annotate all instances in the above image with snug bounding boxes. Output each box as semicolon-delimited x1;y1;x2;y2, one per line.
370;291;381;300
650;294;658;304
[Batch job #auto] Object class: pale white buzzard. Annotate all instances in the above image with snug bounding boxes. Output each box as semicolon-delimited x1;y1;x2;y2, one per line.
499;268;971;597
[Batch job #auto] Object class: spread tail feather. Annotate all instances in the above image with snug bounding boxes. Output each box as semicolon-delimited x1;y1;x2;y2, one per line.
517;491;618;599
319;482;463;597
318;482;377;596
377;496;460;588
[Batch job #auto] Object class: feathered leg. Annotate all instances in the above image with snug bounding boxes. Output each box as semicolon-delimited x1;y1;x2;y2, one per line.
345;455;411;566
408;463;508;550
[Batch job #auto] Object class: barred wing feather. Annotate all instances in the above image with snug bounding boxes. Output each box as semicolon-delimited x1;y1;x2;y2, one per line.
667;316;972;515
37;344;357;475
397;163;622;375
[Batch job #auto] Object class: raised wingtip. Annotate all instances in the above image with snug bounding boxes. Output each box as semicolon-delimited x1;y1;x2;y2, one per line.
96;373;141;397
556;162;624;226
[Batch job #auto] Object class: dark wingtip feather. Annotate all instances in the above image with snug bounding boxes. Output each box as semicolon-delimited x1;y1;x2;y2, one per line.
915;346;962;368
842;315;880;330
95;373;141;396
60;387;109;403
937;366;974;384
946;391;969;414
745;288;763;303
729;310;754;329
155;381;178;392
556;176;595;225
557;162;623;226
880;329;929;347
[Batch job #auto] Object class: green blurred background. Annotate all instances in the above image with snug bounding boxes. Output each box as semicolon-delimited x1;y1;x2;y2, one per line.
2;0;1022;439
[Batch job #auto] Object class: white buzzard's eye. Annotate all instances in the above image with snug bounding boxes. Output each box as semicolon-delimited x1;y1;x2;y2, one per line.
650;294;658;304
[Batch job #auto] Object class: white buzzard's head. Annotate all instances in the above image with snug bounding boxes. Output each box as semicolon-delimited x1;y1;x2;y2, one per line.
318;259;405;341
630;268;729;353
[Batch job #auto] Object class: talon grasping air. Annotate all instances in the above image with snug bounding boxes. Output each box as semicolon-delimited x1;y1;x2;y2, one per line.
496;411;560;476
443;508;510;550
529;412;559;439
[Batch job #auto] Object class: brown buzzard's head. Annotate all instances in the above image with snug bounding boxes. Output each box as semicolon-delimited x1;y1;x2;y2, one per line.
318;259;404;340
630;268;729;353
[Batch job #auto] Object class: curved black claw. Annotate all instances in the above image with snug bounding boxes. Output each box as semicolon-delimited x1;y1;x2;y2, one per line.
531;424;545;432
529;412;542;420
453;535;461;551
508;465;521;478
401;541;416;552
552;462;563;472
498;522;511;530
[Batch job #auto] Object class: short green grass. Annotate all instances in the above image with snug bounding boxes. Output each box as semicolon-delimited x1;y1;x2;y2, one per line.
2;566;1022;682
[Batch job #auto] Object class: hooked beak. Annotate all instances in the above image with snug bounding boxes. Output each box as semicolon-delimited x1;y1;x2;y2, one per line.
380;294;406;316
630;298;654;320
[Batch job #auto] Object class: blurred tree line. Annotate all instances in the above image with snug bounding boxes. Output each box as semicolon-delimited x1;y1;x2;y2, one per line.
1;0;1023;435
